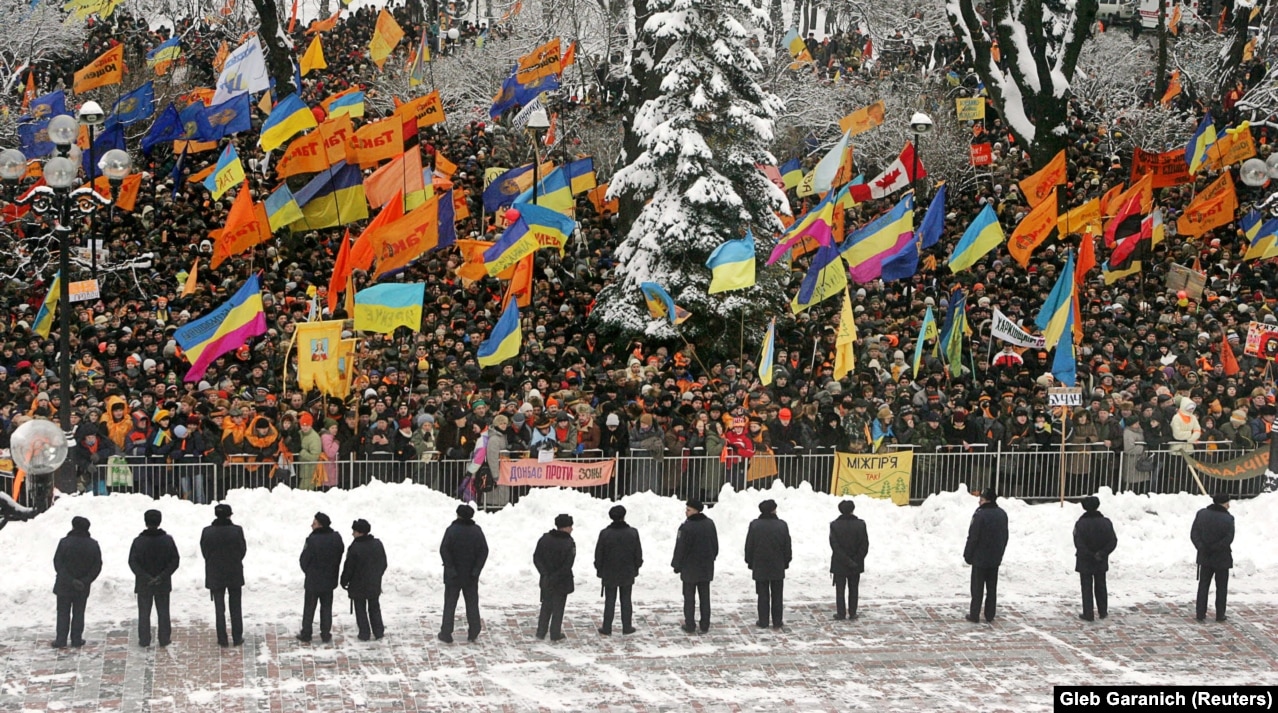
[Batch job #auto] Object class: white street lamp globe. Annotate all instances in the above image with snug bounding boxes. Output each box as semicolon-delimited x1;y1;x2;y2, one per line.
0;149;27;181
99;148;132;180
43;156;78;188
47;115;79;148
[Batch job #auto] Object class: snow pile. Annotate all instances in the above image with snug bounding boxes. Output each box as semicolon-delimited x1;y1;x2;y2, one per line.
4;483;1276;630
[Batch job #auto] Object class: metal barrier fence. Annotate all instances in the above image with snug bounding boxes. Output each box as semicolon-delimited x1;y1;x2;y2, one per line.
74;444;1266;507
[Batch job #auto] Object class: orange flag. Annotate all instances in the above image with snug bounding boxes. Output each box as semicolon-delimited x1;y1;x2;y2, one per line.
1007;188;1059;267
455;239;495;282
349;116;403;167
586;184;618;214
307;10;342;34
213;41;229;72
505;254;534;308
211;182;271;269
1017;150;1067;208
327;228;352;313
1221;333;1240;376
452;187;471;221
369;8;405;69
73;45;125;93
352;192;404;271
364;149;424;210
87;174;142;212
561;41;577;70
396;90;445;128
182;258;200;297
370;192;448;279
1075;231;1096;285
21;72;35;113
516;38;561;86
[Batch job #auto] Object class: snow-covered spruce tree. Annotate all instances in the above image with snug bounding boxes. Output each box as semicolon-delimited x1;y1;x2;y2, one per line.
597;0;789;355
947;0;1097;170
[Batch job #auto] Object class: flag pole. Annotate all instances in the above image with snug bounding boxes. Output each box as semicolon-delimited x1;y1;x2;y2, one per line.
1059;400;1068;507
738;312;745;376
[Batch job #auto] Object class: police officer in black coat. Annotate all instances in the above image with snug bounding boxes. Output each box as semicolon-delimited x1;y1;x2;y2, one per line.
1191;493;1235;622
745;499;792;629
829;500;869;620
298;512;344;643
200;503;247;646
340;519;388;641
963;489;1009;623
128;509;180;647
533;513;576;641
1073;496;1117;621
671;499;718;633
594;505;642;635
438;504;489;643
52;516;101;648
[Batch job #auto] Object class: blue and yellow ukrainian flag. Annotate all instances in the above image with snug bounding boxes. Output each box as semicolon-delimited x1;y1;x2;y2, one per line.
758;318;776;386
1034;250;1076;349
326;90;365;119
33;271;59;339
265;183;304;233
912;305;935;378
563;158;596;194
1051;311;1077;386
791;241;847;314
938;288;968;376
477;299;522;367
483;203;576;276
705;231;756;294
259;93;317;151
946;203;1004;273
290;160;368;229
146;37;182;75
353;282;425;334
513;166;573;215
640;282;687;325
203;143;245;200
780;158;803;190
1186;113;1218;174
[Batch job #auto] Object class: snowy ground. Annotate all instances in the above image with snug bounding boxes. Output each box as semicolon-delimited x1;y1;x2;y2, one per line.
1;482;1277;711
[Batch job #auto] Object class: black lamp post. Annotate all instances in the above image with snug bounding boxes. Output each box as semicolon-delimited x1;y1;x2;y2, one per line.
909;111;933;199
526;108;550;204
0;104;129;509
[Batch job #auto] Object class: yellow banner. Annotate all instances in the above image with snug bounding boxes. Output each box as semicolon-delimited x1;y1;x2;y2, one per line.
838;100;885;136
831;451;912;505
1057;198;1101;237
295;320;349;397
1207;128;1257;171
955;97;985;121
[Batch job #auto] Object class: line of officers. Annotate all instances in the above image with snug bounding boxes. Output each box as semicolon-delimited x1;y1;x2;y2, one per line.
46;488;1237;648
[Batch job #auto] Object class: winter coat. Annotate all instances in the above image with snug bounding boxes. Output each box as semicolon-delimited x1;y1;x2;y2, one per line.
671;512;718;583
128;528;181;594
52;530;102;596
318;432;340;488
296;428;323;490
594;521;643;587
963;501;1009;568
340;534;388;600
200;518;246;589
630;425;664;460
533;529;576;595
1066;420;1099;476
599;421;629;457
1073;511;1117;574
299;526;344;592
744;512;792;581
440;519;489;585
829;513;869;576
1122;423;1150;484
1190;503;1234;570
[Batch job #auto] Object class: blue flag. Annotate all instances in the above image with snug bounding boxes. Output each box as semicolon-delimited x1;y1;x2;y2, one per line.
83;124;125;176
204;93;252;140
108;81;156;127
489;69;559;118
178;102;214;142
22;90;65;122
142;103;185;153
18;118;52;158
917;183;947;249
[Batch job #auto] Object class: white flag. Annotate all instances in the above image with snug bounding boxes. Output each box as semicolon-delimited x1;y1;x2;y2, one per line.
212;37;271;105
811;129;851;196
990;307;1046;349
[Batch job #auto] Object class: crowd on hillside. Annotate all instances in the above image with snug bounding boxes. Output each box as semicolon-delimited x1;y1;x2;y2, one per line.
0;4;1276;510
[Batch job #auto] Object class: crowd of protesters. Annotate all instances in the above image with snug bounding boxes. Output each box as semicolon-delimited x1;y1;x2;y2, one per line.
0;5;1276;511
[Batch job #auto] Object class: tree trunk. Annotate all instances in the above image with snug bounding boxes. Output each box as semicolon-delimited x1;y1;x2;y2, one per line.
1154;0;1168;98
1218;3;1252;99
769;0;786;60
617;0;665;236
250;0;297;98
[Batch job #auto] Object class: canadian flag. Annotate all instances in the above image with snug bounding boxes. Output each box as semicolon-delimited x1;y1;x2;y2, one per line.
848;142;926;203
